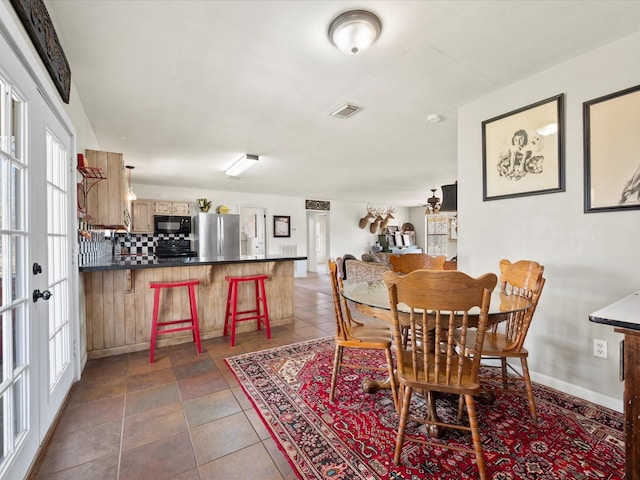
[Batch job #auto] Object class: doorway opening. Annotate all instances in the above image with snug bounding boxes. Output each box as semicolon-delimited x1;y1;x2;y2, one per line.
306;210;329;274
240;207;266;256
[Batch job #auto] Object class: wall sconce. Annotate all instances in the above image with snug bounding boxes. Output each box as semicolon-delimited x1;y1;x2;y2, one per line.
226;154;259;177
328;10;382;55
125;165;137;201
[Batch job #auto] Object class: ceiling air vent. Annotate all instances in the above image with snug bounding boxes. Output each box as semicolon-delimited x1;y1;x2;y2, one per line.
329;103;361;119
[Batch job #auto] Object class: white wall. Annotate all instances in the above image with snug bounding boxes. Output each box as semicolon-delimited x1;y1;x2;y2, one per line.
65;84;101;365
458;31;640;410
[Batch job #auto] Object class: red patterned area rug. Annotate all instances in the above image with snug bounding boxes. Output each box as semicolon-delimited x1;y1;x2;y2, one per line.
225;337;624;480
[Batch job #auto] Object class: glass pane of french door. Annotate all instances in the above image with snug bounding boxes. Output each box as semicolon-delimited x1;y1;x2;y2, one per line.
0;73;30;474
45;131;71;391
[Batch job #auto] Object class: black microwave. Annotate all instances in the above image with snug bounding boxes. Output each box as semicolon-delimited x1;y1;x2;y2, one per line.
154;215;191;235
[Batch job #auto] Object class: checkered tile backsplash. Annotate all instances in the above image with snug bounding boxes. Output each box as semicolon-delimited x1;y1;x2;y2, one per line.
117;233;189;254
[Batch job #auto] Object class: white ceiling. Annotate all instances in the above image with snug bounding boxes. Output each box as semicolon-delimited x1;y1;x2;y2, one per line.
44;0;640;207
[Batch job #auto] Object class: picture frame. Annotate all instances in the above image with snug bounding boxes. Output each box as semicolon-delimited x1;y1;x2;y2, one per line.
583;84;640;213
273;215;291;237
394;232;403;247
386;234;396;247
482;94;565;201
450;216;458;240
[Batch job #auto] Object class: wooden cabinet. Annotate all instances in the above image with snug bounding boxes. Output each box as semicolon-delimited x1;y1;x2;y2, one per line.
615;327;640;480
132;199;191;233
154;200;190;216
85;149;131;229
131;199;155;233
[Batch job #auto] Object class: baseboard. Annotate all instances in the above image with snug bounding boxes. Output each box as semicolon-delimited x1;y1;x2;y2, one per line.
530;370;623;413
482;358;623;413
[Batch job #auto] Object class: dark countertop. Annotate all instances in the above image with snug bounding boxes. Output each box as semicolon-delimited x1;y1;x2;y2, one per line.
79;254;308;272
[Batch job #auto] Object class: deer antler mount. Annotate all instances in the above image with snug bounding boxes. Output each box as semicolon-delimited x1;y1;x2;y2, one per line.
358;204;375;229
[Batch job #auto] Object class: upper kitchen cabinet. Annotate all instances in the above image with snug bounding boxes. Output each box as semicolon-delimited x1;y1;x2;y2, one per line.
154;200;190;216
85;149;131;230
131;199;155;233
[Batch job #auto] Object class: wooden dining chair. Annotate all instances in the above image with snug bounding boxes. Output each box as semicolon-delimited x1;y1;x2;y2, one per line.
383;269;497;480
328;258;398;409
389;253;447;274
466;259;545;423
390;253;447;347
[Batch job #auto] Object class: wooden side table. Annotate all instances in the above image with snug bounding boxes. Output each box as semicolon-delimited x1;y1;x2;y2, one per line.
590;290;640;480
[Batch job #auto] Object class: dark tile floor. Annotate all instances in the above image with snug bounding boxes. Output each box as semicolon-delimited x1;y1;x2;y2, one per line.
32;273;335;480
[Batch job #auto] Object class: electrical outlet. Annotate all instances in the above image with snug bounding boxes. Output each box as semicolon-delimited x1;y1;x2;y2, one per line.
593;339;608;358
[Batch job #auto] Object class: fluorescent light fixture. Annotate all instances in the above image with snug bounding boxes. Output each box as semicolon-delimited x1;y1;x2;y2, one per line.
225;154;259;177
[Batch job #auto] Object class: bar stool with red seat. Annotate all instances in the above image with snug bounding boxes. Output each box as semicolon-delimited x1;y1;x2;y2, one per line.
224;274;271;346
149;278;202;363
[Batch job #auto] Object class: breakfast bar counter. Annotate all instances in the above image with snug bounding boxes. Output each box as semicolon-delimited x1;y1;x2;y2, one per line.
80;254;306;358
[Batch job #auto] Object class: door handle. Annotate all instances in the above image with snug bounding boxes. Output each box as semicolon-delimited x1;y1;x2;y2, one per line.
33;289;52;302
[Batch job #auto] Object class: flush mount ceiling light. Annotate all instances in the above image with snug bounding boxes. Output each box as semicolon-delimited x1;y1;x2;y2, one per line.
328;10;382;55
225;154;259;177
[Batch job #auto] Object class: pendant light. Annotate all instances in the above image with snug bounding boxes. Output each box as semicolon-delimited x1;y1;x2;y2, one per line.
126;165;137;201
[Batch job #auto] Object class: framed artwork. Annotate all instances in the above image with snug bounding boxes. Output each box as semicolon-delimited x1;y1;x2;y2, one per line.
273;215;291;237
450;216;458;240
482;94;565;201
386;234;396;247
584;84;640;213
394;232;403;247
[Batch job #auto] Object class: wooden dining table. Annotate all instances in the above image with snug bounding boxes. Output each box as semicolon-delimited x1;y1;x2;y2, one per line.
341;279;532;436
342;280;531;325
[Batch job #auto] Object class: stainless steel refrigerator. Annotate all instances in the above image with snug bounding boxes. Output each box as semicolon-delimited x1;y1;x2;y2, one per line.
194;213;240;258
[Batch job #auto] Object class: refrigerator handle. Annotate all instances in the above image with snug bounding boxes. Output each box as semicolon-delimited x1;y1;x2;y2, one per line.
218;216;223;256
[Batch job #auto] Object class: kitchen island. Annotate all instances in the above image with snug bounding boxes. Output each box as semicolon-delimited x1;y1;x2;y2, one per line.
80;254;306;358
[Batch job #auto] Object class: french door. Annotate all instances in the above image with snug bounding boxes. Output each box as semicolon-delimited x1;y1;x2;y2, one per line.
0;19;76;479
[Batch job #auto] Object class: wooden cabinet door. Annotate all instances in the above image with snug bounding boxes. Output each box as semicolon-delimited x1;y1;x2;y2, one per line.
154;201;173;215
154;200;190;215
172;202;190;215
131;200;154;233
86;150;130;229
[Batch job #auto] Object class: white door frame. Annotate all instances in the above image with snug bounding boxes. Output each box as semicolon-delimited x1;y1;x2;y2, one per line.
0;6;79;478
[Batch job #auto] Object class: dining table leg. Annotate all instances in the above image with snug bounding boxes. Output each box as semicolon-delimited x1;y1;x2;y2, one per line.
360;328;446;437
424;391;442;437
